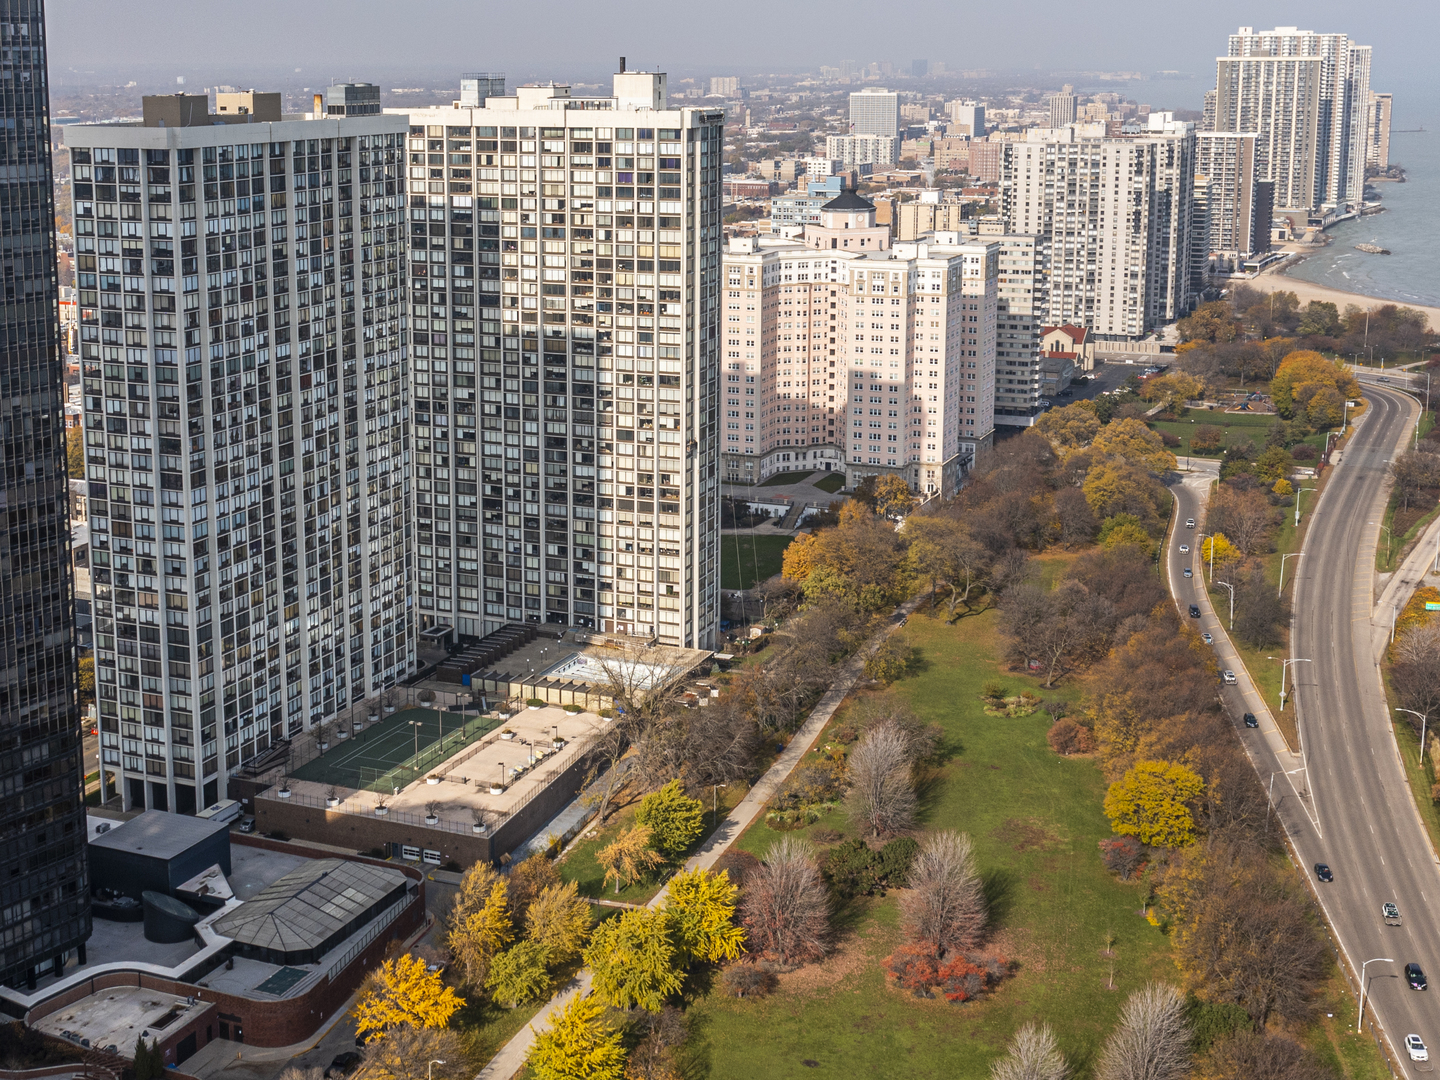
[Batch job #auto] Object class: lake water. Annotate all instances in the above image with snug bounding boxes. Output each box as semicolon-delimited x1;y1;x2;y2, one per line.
1283;128;1440;308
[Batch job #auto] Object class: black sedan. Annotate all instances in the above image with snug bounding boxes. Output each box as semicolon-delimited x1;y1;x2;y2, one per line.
1407;963;1428;990
1315;863;1334;883
1189;604;1201;618
1243;713;1259;728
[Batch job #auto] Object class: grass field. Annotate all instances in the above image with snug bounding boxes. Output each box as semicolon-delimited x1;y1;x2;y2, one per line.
684;607;1174;1079
720;533;793;591
1150;410;1329;460
814;472;846;494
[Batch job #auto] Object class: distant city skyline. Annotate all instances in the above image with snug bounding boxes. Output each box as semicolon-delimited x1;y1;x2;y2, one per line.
45;1;1439;120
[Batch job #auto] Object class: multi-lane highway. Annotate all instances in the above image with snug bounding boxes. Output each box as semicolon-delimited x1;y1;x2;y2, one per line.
1167;387;1437;1074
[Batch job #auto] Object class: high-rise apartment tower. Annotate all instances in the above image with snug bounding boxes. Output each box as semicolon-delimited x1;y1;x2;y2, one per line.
397;70;723;647
67;93;414;812
849;88;900;138
0;0;92;991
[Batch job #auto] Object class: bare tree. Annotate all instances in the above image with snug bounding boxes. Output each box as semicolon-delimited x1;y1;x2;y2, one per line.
276;1068;326;1080
1206;487;1276;556
1393;621;1440;736
1389;448;1440;511
991;1023;1070;1080
845;721;917;837
738;836;831;967
1201;1030;1337;1080
899;830;986;957
1095;983;1190;1080
362;1027;466;1080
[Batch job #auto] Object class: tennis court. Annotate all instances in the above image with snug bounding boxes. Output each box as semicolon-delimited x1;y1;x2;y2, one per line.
288;707;503;793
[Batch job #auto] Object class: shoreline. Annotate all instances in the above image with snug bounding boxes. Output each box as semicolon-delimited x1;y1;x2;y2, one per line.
1246;251;1440;331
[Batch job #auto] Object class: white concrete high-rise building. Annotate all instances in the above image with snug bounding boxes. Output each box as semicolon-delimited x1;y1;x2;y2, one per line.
722;190;996;496
849;88;900;138
1220;26;1373;209
947;100;985;137
826;133;900;169
1000;117;1196;340
1047;88;1078;129
68;93;412;811
1367;90;1392;168
1194;131;1272;268
395;69;724;648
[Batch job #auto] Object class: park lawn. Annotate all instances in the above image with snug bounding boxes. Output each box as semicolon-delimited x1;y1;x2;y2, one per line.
688;608;1174;1079
721;533;793;590
1150;410;1328;460
814;472;846;494
761;470;819;487
455;995;548;1066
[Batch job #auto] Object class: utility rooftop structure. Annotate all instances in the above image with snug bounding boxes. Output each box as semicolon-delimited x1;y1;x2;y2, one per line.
392;64;723;647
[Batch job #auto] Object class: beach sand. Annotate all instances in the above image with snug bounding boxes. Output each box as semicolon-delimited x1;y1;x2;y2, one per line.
1246;252;1440;331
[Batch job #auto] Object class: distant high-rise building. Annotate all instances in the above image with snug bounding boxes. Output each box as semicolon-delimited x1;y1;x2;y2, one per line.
398;70;724;647
1220;26;1372;208
68;96;413;813
947;100;985;137
1194;131;1270;269
849;87;900;137
722;191;997;494
990;230;1044;428
826;133;900;168
1368;91;1393;168
1212;53;1322;212
459;73;506;107
708;76;739;98
911;60;928;78
1001;117;1197;340
1047;87;1077;129
0;0;92;990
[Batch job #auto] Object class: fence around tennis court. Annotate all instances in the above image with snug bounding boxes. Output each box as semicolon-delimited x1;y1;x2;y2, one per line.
287;711;505;793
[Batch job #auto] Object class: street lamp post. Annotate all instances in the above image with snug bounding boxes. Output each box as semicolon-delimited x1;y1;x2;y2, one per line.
428;1061;446;1080
1294;486;1317;528
1200;532;1219;583
1396;708;1431;764
1358;957;1394;1029
1278;552;1304;598
409;719;422;762
1215;580;1235;630
1267;656;1313;711
1266;766;1307;836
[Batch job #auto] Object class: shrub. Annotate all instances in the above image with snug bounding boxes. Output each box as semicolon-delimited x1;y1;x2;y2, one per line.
882;943;1006;1002
1098;836;1149;880
526;698;546;708
1047;717;1096;755
773;760;844;809
1159;431;1182;448
1290;443;1318;462
721;963;778;999
981;679;1008;701
822;837;919;898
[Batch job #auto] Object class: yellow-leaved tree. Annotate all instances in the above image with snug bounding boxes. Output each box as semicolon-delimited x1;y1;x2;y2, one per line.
1090;417;1178;473
353;954;465;1042
1034;400;1101;453
447;878;513;989
526;993;627;1080
1103;760;1205;848
1269;350;1361;425
524;879;592;964
1199;533;1241;572
597;825;666;894
663;867;746;965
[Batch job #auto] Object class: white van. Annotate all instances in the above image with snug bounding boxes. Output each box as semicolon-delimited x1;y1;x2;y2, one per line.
195;799;241;825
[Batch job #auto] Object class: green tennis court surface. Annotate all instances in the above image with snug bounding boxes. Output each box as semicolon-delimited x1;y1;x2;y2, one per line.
288;706;503;792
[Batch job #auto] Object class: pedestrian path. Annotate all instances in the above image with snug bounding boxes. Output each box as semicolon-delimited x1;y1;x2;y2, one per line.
474;597;925;1080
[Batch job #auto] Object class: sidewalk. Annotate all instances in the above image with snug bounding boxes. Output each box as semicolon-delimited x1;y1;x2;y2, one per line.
474;596;925;1080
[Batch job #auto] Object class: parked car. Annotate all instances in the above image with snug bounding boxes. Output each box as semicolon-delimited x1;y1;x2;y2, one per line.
328;1053;364;1078
1243;713;1259;728
1406;1035;1428;1062
1314;863;1334;883
1189;605;1201;618
1202;633;1214;645
238;817;256;834
1222;670;1237;685
1408;963;1428;990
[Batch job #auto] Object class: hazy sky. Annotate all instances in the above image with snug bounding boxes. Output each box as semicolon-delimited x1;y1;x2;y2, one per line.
47;0;1440;121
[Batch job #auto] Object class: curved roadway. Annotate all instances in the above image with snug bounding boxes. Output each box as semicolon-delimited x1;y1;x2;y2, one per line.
1168;387;1436;1075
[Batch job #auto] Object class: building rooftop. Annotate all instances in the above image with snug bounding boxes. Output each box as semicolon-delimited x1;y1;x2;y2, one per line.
89;809;229;861
822;188;876;212
212;859;407;955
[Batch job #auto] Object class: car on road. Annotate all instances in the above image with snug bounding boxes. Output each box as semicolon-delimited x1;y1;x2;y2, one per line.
1222;670;1237;684
1189;605;1201;618
1202;632;1213;645
1183;567;1193;578
1243;713;1259;728
1179;544;1189;553
1384;902;1402;926
328;1053;364;1078
1408;963;1429;990
1314;863;1334;883
1407;1035;1428;1062
1185;518;1196;528
1059;389;1074;398
1378;376;1390;383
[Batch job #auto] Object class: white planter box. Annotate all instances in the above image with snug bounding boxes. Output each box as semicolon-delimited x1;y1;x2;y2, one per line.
500;731;516;740
326;797;340;807
426;776;441;785
278;788;292;799
489;784;505;795
425;815;439;825
375;806;390;816
472;823;486;834
337;730;349;740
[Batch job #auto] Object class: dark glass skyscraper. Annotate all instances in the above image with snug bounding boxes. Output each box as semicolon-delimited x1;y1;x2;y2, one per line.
0;0;91;989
